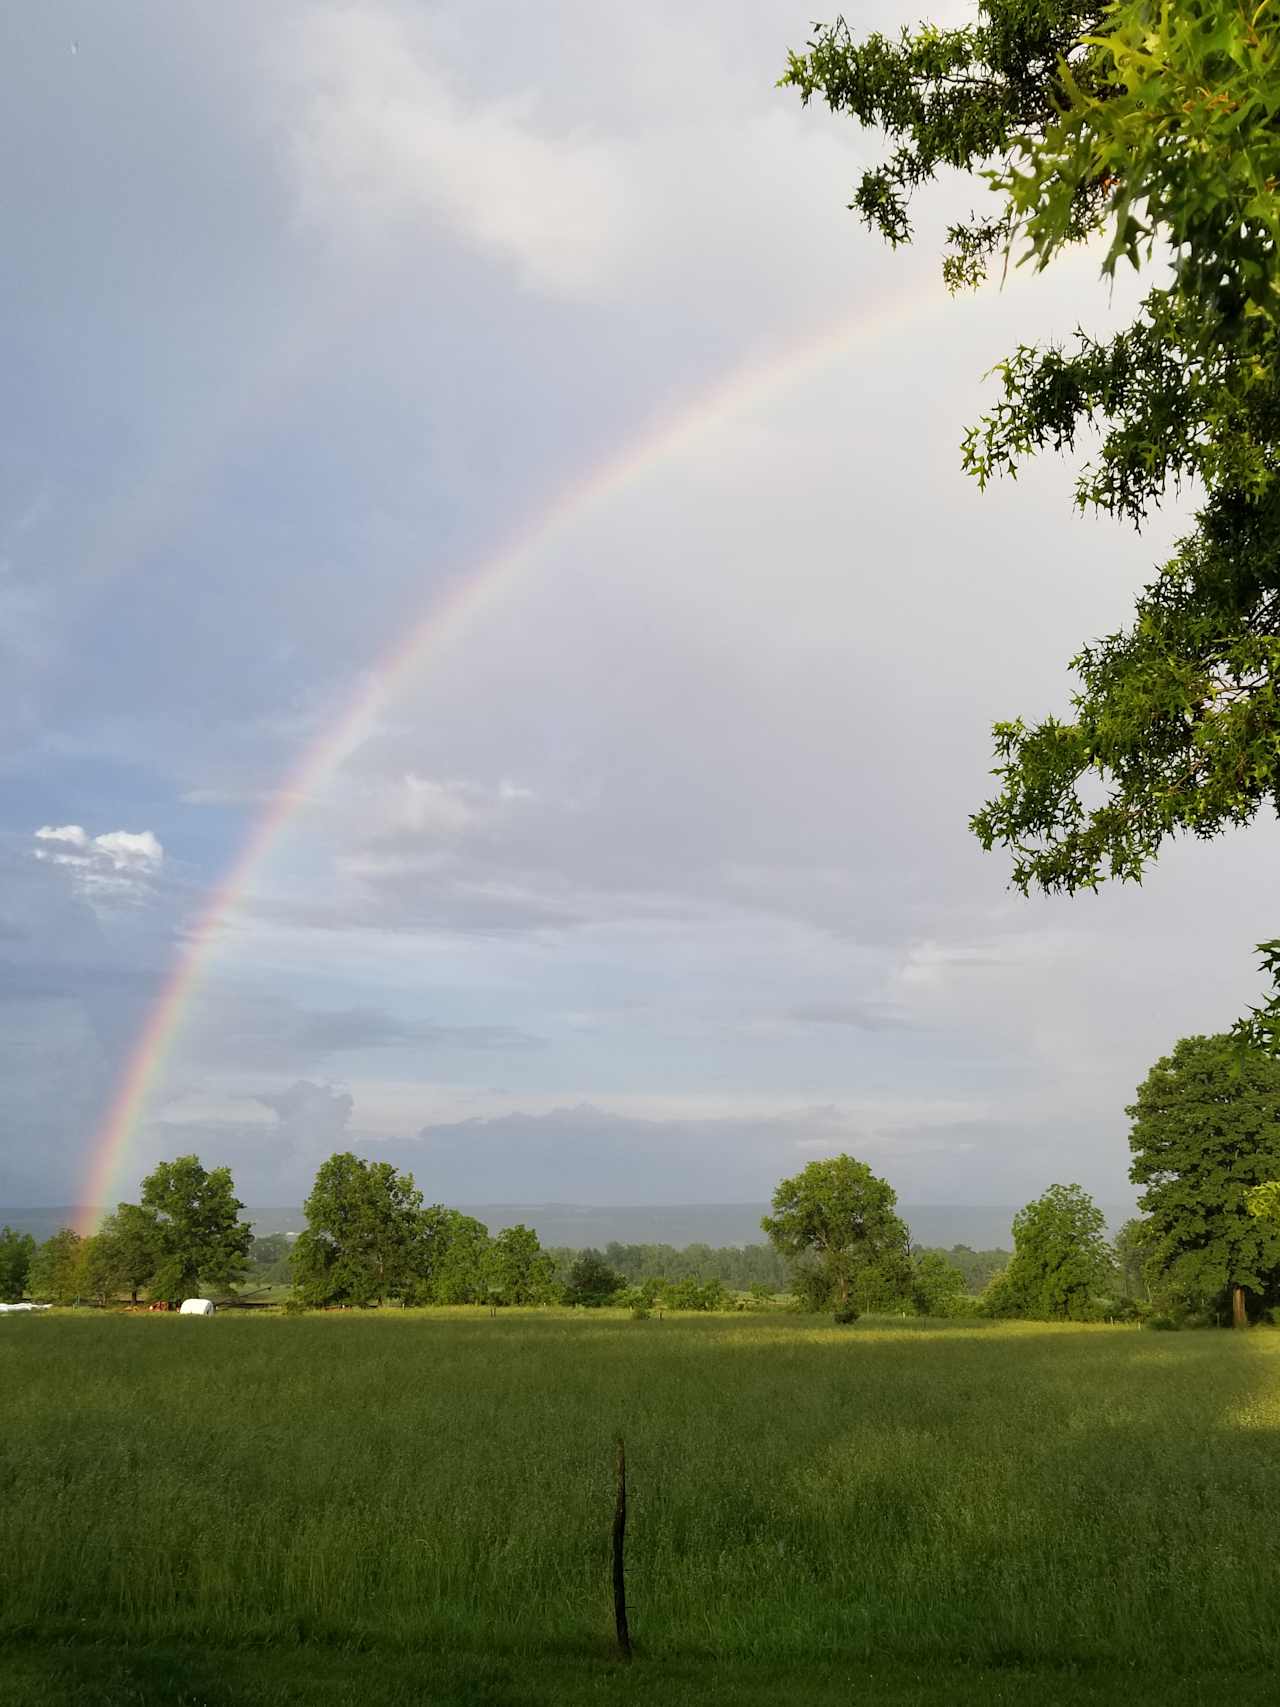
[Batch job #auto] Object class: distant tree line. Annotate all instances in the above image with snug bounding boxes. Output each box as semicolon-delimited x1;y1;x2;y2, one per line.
916;1246;1009;1295
9;1024;1280;1328
544;1240;1009;1300
559;1240;790;1292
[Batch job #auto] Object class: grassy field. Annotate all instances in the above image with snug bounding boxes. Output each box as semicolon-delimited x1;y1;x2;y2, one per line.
3;1311;1279;1705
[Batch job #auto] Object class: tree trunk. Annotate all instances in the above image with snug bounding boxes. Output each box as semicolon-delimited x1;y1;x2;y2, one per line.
1232;1285;1248;1330
612;1437;631;1661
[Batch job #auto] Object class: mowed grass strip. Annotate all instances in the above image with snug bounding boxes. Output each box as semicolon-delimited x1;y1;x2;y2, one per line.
2;1313;1278;1676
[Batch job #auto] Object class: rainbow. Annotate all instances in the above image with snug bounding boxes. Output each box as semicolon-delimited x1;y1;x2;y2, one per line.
77;281;951;1227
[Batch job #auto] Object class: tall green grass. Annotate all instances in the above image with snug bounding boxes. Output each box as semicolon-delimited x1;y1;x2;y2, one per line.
3;1312;1278;1675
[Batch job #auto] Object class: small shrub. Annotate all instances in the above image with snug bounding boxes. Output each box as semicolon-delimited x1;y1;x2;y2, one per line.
1147;1311;1181;1331
562;1250;624;1308
630;1304;651;1321
1070;1297;1112;1325
978;1267;1026;1319
832;1304;859;1325
938;1293;983;1319
660;1277;729;1312
281;1298;309;1316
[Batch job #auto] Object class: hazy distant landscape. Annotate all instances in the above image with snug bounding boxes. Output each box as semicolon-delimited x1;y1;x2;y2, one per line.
0;1200;1134;1250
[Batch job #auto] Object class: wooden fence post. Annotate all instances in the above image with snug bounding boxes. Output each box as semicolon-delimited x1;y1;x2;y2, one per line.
613;1436;632;1661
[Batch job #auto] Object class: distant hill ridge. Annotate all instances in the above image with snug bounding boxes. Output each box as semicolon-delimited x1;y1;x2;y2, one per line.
0;1201;1137;1249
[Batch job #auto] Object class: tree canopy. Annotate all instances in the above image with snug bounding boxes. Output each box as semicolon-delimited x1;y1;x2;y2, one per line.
1246;1177;1280;1223
89;1203;164;1304
140;1156;252;1302
0;1225;35;1304
987;1183;1113;1319
910;1249;968;1316
292;1153;427;1307
423;1209;494;1305
762;1154;909;1311
562;1249;624;1308
488;1224;557;1305
27;1227;83;1306
1128;1032;1280;1323
785;1;1280;941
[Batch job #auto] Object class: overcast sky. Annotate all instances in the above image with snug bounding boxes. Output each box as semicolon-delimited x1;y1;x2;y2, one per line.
2;0;1273;1210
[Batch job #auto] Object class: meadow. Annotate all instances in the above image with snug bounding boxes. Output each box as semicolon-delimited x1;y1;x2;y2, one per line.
3;1311;1279;1705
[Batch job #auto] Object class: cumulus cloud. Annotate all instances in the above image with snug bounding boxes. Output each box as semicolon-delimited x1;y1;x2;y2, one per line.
33;824;164;901
139;1082;358;1204
395;774;478;837
256;1079;354;1147
279;5;624;296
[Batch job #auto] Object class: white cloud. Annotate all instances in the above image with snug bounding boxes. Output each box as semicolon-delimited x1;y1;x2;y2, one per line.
278;5;624;297
34;823;90;851
398;774;476;836
90;830;164;870
33;823;164;900
323;770;539;859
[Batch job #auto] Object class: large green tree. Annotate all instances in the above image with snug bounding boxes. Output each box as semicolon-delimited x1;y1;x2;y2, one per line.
0;1225;35;1303
990;1183;1113;1320
785;2;1280;991
292;1153;426;1307
27;1227;83;1305
1128;1033;1280;1326
487;1224;556;1305
762;1154;909;1312
910;1249;968;1316
422;1209;493;1305
77;1232;120;1308
90;1203;163;1303
140;1156;252;1303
